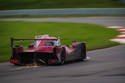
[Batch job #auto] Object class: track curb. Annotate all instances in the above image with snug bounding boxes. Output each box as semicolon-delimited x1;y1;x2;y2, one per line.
107;26;125;44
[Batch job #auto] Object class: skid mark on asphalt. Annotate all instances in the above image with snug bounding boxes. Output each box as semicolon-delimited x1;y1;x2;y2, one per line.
104;73;125;77
108;26;125;44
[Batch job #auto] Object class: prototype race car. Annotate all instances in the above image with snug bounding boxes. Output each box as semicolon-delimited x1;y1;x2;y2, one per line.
10;35;87;65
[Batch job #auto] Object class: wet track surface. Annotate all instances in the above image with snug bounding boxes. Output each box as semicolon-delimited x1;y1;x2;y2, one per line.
0;17;125;83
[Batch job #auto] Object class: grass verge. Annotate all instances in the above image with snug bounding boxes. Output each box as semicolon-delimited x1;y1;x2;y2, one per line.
0;0;125;10
0;21;119;62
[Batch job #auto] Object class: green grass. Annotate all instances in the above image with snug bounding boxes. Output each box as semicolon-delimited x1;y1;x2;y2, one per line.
0;0;125;10
0;21;119;62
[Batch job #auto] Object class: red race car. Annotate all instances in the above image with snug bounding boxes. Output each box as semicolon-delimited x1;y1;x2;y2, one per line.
10;35;87;65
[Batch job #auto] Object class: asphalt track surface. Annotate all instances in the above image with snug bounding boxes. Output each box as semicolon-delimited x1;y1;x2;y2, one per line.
0;17;125;26
0;8;125;16
0;17;125;83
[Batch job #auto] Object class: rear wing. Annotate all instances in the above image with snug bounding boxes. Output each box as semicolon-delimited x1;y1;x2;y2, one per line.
10;37;59;48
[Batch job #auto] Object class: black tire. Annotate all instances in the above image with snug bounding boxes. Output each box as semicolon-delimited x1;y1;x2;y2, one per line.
80;43;86;61
59;47;66;65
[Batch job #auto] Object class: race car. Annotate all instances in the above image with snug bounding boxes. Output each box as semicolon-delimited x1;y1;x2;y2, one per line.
10;35;87;65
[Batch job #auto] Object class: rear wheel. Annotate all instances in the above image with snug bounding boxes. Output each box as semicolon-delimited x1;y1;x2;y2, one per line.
59;47;66;65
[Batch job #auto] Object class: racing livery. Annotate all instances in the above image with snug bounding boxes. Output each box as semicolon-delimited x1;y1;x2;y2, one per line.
10;35;87;65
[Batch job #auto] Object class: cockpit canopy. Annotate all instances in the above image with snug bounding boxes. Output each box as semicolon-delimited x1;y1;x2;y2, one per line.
34;35;61;47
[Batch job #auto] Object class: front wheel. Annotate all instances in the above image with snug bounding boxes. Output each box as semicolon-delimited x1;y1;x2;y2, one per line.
80;43;86;61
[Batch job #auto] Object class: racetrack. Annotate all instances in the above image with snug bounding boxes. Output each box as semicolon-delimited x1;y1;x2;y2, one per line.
0;17;125;83
0;17;125;26
0;8;125;16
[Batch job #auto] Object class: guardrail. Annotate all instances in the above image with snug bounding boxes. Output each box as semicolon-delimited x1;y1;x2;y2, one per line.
0;8;125;16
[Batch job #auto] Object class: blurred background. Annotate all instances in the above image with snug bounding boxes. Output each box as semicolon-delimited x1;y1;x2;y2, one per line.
0;0;125;10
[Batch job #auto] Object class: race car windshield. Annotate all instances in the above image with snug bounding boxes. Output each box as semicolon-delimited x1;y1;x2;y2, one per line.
45;42;54;46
